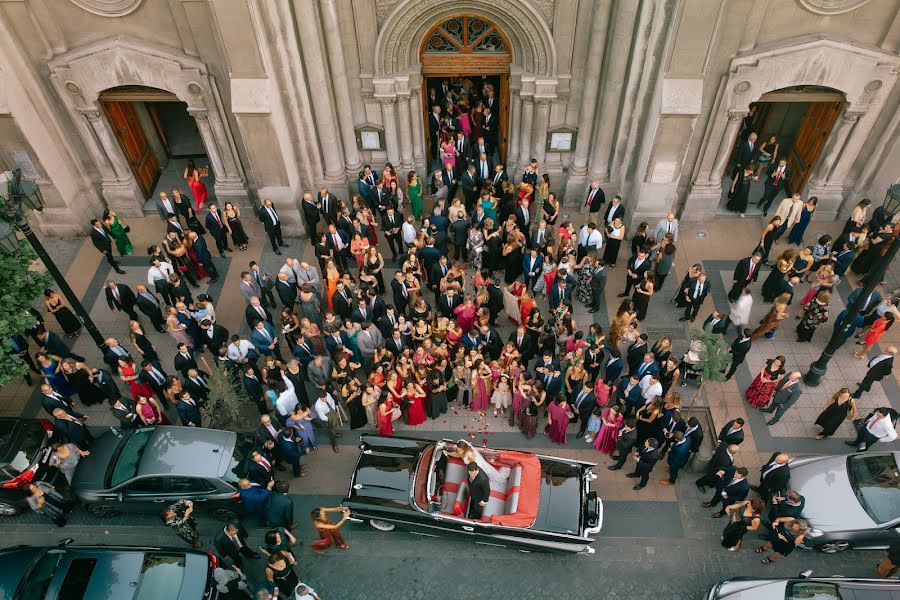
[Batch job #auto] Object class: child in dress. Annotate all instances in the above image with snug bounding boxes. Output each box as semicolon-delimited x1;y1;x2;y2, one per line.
584;407;603;443
491;374;512;418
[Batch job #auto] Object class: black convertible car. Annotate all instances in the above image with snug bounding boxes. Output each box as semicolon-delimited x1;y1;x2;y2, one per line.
342;435;603;553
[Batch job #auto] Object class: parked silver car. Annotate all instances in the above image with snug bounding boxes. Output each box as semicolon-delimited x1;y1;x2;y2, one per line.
707;575;900;599
787;451;900;553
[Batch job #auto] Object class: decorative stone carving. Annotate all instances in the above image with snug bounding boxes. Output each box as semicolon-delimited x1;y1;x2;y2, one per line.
797;0;871;16
865;79;883;93
82;110;101;121
533;97;553;105
64;82;81;95
69;0;144;17
376;96;398;105
531;0;557;21
727;110;746;121
187;82;203;96
842;111;863;123
189;110;209;121
734;80;751;94
374;0;401;26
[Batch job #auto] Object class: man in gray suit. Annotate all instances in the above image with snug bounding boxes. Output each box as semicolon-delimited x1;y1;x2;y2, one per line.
653;212;679;243
761;372;803;425
239;271;261;304
155;191;178;222
356;321;384;372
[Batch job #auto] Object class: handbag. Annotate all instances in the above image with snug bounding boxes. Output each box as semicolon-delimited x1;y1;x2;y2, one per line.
390;406;402;421
124;225;131;233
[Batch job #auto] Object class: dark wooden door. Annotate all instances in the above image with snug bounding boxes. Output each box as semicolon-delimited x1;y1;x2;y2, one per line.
100;100;160;198
787;100;843;195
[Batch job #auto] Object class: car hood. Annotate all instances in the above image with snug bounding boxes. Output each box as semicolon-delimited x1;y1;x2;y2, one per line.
70;431;121;493
350;448;416;506
0;546;44;597
790;455;876;531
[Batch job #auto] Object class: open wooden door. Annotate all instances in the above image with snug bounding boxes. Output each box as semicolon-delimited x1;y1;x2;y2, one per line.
100;100;160;198
787;101;843;195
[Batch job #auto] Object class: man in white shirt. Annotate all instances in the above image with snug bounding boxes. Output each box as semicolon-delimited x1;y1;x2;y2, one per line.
227;335;258;369
639;374;662;404
576;222;603;262
147;258;176;305
402;215;418;246
846;407;898;451
315;392;342;453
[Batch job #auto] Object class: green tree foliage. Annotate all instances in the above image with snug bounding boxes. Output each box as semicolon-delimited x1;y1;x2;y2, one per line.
689;324;733;384
0;243;52;387
201;357;252;430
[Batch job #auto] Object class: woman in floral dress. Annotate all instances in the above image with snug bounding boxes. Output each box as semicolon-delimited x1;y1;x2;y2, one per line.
796;290;830;343
745;356;786;408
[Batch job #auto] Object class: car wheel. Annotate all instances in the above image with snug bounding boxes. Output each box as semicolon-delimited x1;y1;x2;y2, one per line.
89;504;122;518
368;519;396;532
210;507;238;522
0;501;21;516
816;540;851;553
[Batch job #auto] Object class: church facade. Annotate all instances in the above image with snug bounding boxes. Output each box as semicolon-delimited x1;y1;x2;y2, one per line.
0;0;898;235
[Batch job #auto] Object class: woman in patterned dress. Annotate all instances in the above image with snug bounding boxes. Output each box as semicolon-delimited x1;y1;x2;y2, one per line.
745;356;786;408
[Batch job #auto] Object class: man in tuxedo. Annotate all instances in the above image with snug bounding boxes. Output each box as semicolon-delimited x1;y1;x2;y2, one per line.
134;285;166;333
89;219;125;274
761;372;803;425
627;438;659;491
603;195;625;228
33;327;83;362
330;281;353;320
685;416;704;454
301;192;321;240
183;368;211;405
507;325;536;365
258;198;288;255
437;288;461;319
450;211;470;261
626;335;649;374
382;208;403;261
425;249;447;294
336;209;355;242
205;204;232;257
851;346;896;398
571;380;597;438
584;180;606;217
318;187;339;225
486;279;504;327
242;366;268;415
653;212;679;243
104;281;138;321
91;367;121;403
661;430;692;484
695;444;739;492
428;104;442;160
706;466;750;517
452;131;470;176
461;164;480;212
702;310;728;334
173;343;199;376
603;349;624;385
678;272;710;322
478;325;503;362
245;297;273;328
325;223;349;271
40;384;85;419
471;138;490;166
391;271;411;316
490;164;507;198
727;252;762;302
465;463;491;519
724;329;752;380
176;390;203;427
385;329;411;356
139;361;170;407
758;158;791;214
732;132;757;180
52;408;93;449
482;107;497;151
752;453;791;503
214;522;260;567
619;249;651;298
534;352;562;398
522;248;543;291
275;272;297;308
718;418;745;446
607;418;637;470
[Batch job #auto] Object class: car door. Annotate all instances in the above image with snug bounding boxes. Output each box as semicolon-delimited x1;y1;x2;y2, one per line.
166;476;218;504
120;477;169;511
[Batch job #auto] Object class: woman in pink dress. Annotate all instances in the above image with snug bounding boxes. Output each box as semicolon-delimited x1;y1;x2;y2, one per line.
440;134;456;171
593;378;613;409
454;296;478;333
457;98;472;137
593;406;623;454
382;163;397;189
470;360;492;411
510;373;530;427
545;395;571;445
183;160;208;211
403;382;427;426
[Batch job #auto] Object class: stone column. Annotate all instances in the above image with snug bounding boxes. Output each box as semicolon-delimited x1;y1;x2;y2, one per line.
569;0;611;177
809;110;862;188
682;110;745;222
189;110;227;184
808;110;866;221
519;97;534;166
409;90;425;169
506;89;522;171
708;111;746;184
531;98;551;169
379;97;401;166
82;108;145;215
319;0;362;173
293;0;345;183
397;94;415;170
588;0;640;180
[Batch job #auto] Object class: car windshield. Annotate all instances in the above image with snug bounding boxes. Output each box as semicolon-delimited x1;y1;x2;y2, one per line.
847;453;900;524
133;554;186;600
222;433;253;483
110;429;155;487
14;549;65;600
0;422;47;479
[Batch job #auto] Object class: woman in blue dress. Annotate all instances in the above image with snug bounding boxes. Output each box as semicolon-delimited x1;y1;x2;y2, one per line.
788;196;817;245
36;353;75;396
285;405;317;452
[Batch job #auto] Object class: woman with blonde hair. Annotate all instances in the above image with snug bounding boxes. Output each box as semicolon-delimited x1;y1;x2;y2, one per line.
814;387;856;439
751;293;791;340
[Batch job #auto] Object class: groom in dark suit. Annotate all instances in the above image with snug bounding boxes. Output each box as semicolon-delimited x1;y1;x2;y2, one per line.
466;463;491;519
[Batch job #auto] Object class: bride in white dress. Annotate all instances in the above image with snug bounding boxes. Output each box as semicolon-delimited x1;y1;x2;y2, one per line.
442;440;511;485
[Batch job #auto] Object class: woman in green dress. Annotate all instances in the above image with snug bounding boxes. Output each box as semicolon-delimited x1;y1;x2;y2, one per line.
534;173;549;225
103;208;133;256
407;170;423;220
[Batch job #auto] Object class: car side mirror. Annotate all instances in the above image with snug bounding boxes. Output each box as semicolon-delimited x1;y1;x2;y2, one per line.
798;570;813;579
117;492;124;502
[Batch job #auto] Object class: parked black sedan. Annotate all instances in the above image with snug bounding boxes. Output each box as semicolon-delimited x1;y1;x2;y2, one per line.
342;435;603;553
0;417;62;516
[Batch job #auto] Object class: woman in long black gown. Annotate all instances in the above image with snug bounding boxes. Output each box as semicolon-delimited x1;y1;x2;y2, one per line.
503;232;525;284
344;378;368;430
813;387;856;439
44;290;81;336
721;499;763;551
727;165;754;215
427;368;448;419
60;359;105;406
632;271;654;321
483;222;502;272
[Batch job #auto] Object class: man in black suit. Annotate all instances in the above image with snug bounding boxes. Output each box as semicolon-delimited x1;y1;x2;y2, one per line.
678;272;710;322
183;368;211;405
627;438;659;491
589;260;607;313
91;367;121;403
851;346;896;398
250;262;277;308
534;352;562;398
728;252;762;302
619;249;651;298
187;231;218;283
705;466;750;517
391;272;411;316
176;390;203;427
40;384;85;419
89;219;125;274
139;361;170;407
451;131;471;176
213;522;260;567
607;418;638;470
571;380;597;438
428;254;449;298
104;281;138;320
602;195;625;228
460;164;480;212
490;164;507;198
382;208;403;261
274;272;297;308
376;308;399;340
477;324;502;362
428;104;442;160
318;188;339;225
486;280;504;327
242;366;269;415
134;285;166;333
482;107;498;151
245;297;273;328
584;180;606;216
301;192;320;240
685;416;704;454
702;310;727;334
205;204;232;257
437;288;461;319
731;132;757;180
330;281;353;320
718;418;745;446
695;443;739;492
199;319;229;356
465;462;491;519
34;327;84;361
507;325;536;367
258;198;288;255
325;223;349;271
173;343;199;376
52;408;93;449
724;329;752;380
757;159;791;215
265;480;296;529
751;453;791;503
450;211;470;261
626;335;649;375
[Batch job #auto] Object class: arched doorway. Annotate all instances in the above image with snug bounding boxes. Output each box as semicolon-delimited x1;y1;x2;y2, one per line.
99;85;212;204
419;15;512;167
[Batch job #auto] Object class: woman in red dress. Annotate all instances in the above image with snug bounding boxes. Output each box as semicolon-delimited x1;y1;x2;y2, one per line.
454;296;478;333
745;356;786;408
519;290;536;325
311;507;350;554
593;405;623;454
183;160;208;211
377;397;396;436
470;101;485;142
470;360;493;412
183;234;210;280
545;395;571;445
403;382;427;426
117;357;156;401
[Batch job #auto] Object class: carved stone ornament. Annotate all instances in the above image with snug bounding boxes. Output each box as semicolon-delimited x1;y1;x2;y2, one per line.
189;110;209;121
83;110;102;120
69;0;144;17
734;80;751;94
531;0;557;21
796;0;871;16
374;0;401;26
187;82;203;96
727;111;746;122
841;111;863;123
64;82;82;96
376;96;398;105
865;79;883;93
